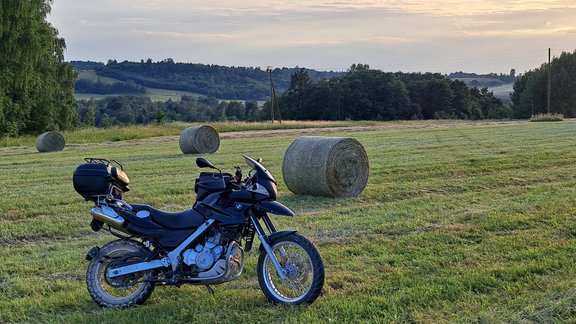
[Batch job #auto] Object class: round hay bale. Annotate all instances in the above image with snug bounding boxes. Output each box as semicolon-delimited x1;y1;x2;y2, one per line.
179;125;220;154
282;136;369;197
35;131;65;152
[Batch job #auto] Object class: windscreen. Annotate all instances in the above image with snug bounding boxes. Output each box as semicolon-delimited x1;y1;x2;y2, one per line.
242;154;277;183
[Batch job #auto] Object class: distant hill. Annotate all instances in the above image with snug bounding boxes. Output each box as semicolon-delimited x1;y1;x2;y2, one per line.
71;61;518;102
447;71;518;101
71;60;342;100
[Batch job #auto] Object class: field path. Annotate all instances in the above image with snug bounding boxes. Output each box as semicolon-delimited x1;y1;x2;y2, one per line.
219;120;524;139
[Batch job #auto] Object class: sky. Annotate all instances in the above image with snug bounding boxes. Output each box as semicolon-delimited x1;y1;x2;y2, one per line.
47;0;576;74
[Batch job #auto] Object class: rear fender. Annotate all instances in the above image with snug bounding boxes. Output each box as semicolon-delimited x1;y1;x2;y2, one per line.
85;246;101;262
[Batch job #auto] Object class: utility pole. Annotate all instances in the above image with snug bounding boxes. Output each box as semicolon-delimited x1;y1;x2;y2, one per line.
547;48;551;114
267;67;275;122
267;67;282;124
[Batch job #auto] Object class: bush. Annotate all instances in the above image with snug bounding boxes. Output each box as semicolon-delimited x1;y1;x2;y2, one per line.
530;113;564;122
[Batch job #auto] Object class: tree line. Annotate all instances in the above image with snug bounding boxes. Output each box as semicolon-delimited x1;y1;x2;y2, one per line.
75;79;147;95
73;54;576;125
270;65;509;121
71;60;342;100
0;0;78;136
77;96;262;128
511;50;576;118
77;65;508;128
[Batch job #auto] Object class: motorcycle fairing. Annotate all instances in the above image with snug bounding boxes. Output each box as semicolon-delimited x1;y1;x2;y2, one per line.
194;192;249;225
256;200;294;216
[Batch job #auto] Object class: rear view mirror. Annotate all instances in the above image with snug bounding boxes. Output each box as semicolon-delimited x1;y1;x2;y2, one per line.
196;157;216;169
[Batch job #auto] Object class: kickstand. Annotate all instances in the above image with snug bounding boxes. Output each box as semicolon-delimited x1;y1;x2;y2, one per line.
205;285;215;295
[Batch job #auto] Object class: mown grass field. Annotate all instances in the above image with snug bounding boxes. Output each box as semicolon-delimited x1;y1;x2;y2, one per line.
0;120;384;148
1;120;575;323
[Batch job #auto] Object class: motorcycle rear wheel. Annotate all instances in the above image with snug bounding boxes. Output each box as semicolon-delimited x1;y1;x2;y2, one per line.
86;239;155;308
257;233;324;305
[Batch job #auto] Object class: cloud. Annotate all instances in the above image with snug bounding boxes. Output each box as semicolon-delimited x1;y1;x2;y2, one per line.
47;0;576;73
132;30;237;41
131;3;166;10
463;27;574;38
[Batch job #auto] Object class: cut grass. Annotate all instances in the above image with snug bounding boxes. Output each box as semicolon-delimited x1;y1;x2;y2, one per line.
1;120;385;148
1;120;575;322
75;70;207;102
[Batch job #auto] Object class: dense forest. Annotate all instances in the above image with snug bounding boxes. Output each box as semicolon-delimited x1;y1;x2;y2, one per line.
0;0;78;136
270;65;508;121
77;65;509;127
71;60;342;100
511;50;576;118
77;96;261;127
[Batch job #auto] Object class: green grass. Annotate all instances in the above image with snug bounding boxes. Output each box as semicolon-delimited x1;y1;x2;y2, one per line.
0;120;384;147
75;70;209;102
1;120;576;322
74;88;205;102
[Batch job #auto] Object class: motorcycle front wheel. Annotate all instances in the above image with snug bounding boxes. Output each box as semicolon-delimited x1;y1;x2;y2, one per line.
257;233;324;305
86;239;155;308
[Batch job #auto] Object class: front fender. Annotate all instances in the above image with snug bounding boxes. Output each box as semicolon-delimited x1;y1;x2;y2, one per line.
259;230;297;252
256;200;294;216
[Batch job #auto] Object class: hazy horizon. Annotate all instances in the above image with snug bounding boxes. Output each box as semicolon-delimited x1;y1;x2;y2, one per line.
48;1;576;75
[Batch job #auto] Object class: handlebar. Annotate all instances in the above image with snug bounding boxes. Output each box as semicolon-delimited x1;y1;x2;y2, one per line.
234;166;243;184
229;165;256;189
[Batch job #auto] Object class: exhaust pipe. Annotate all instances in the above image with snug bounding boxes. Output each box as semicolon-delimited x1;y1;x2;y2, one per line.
91;205;124;229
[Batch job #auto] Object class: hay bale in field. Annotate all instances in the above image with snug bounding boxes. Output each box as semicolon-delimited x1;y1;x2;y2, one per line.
179;125;220;154
35;131;65;152
282;136;369;197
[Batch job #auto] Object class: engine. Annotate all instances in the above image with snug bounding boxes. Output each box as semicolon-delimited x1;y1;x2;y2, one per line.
182;231;224;270
181;228;245;281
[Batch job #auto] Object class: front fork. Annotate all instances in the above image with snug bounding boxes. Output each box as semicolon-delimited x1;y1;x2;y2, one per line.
249;213;287;280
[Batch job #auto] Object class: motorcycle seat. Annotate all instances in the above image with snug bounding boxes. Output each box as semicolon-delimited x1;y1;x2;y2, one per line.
130;204;205;229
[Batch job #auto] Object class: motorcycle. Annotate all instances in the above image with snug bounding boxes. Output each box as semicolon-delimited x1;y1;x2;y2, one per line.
72;155;324;308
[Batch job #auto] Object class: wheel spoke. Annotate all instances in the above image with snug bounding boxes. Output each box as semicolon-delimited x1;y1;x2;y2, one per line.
257;233;324;305
264;242;314;302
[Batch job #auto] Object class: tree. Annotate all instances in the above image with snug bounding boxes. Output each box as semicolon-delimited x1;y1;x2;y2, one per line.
225;101;246;121
348;63;370;73
406;78;453;119
511;50;576;118
469;88;507;119
0;0;78;136
154;111;165;124
284;69;312;118
100;113;112;128
83;104;96;126
275;68;506;121
244;101;259;121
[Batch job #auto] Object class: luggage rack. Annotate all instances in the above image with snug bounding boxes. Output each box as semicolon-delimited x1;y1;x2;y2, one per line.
84;158;125;170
